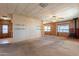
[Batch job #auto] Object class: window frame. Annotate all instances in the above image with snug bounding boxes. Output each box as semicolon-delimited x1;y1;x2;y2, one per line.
44;25;51;32
2;24;9;34
57;24;69;33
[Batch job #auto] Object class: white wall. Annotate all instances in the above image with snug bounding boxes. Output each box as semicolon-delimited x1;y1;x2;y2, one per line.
13;14;42;42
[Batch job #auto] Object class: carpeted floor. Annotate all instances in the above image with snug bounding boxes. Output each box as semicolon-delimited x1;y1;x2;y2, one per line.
0;36;79;56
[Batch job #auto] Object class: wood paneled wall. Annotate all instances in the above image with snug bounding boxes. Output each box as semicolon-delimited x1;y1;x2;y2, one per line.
44;18;79;38
44;22;56;35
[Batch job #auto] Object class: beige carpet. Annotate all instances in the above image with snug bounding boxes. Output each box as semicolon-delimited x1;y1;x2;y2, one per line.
0;36;79;56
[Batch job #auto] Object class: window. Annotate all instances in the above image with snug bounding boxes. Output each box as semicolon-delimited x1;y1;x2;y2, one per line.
44;25;51;32
2;25;8;34
57;24;69;33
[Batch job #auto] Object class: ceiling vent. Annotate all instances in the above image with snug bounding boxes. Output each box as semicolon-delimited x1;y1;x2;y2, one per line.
39;3;48;8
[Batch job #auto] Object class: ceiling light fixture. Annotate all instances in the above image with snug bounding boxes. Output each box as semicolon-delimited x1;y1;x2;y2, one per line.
51;16;64;22
0;16;11;20
0;13;13;20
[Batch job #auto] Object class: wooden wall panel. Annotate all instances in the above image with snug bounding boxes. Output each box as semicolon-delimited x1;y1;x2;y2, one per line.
76;19;79;38
44;22;56;35
44;18;79;38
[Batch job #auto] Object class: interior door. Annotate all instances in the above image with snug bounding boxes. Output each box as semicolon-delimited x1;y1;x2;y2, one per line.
0;19;13;39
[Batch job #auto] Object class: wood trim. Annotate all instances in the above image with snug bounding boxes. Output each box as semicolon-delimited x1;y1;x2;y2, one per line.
0;19;13;39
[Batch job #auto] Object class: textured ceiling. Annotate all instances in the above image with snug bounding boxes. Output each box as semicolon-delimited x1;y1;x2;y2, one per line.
0;3;79;22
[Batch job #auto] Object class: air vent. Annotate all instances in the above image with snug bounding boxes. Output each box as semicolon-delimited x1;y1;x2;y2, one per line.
39;3;48;8
52;16;56;17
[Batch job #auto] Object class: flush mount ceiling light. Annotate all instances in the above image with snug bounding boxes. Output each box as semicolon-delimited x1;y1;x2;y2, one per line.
0;16;11;20
0;14;13;20
51;16;64;22
39;3;48;8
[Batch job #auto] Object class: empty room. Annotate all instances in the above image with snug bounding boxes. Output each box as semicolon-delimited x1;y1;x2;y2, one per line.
0;3;79;56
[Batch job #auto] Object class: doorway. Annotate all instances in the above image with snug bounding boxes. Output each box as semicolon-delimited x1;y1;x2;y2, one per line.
0;19;13;39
